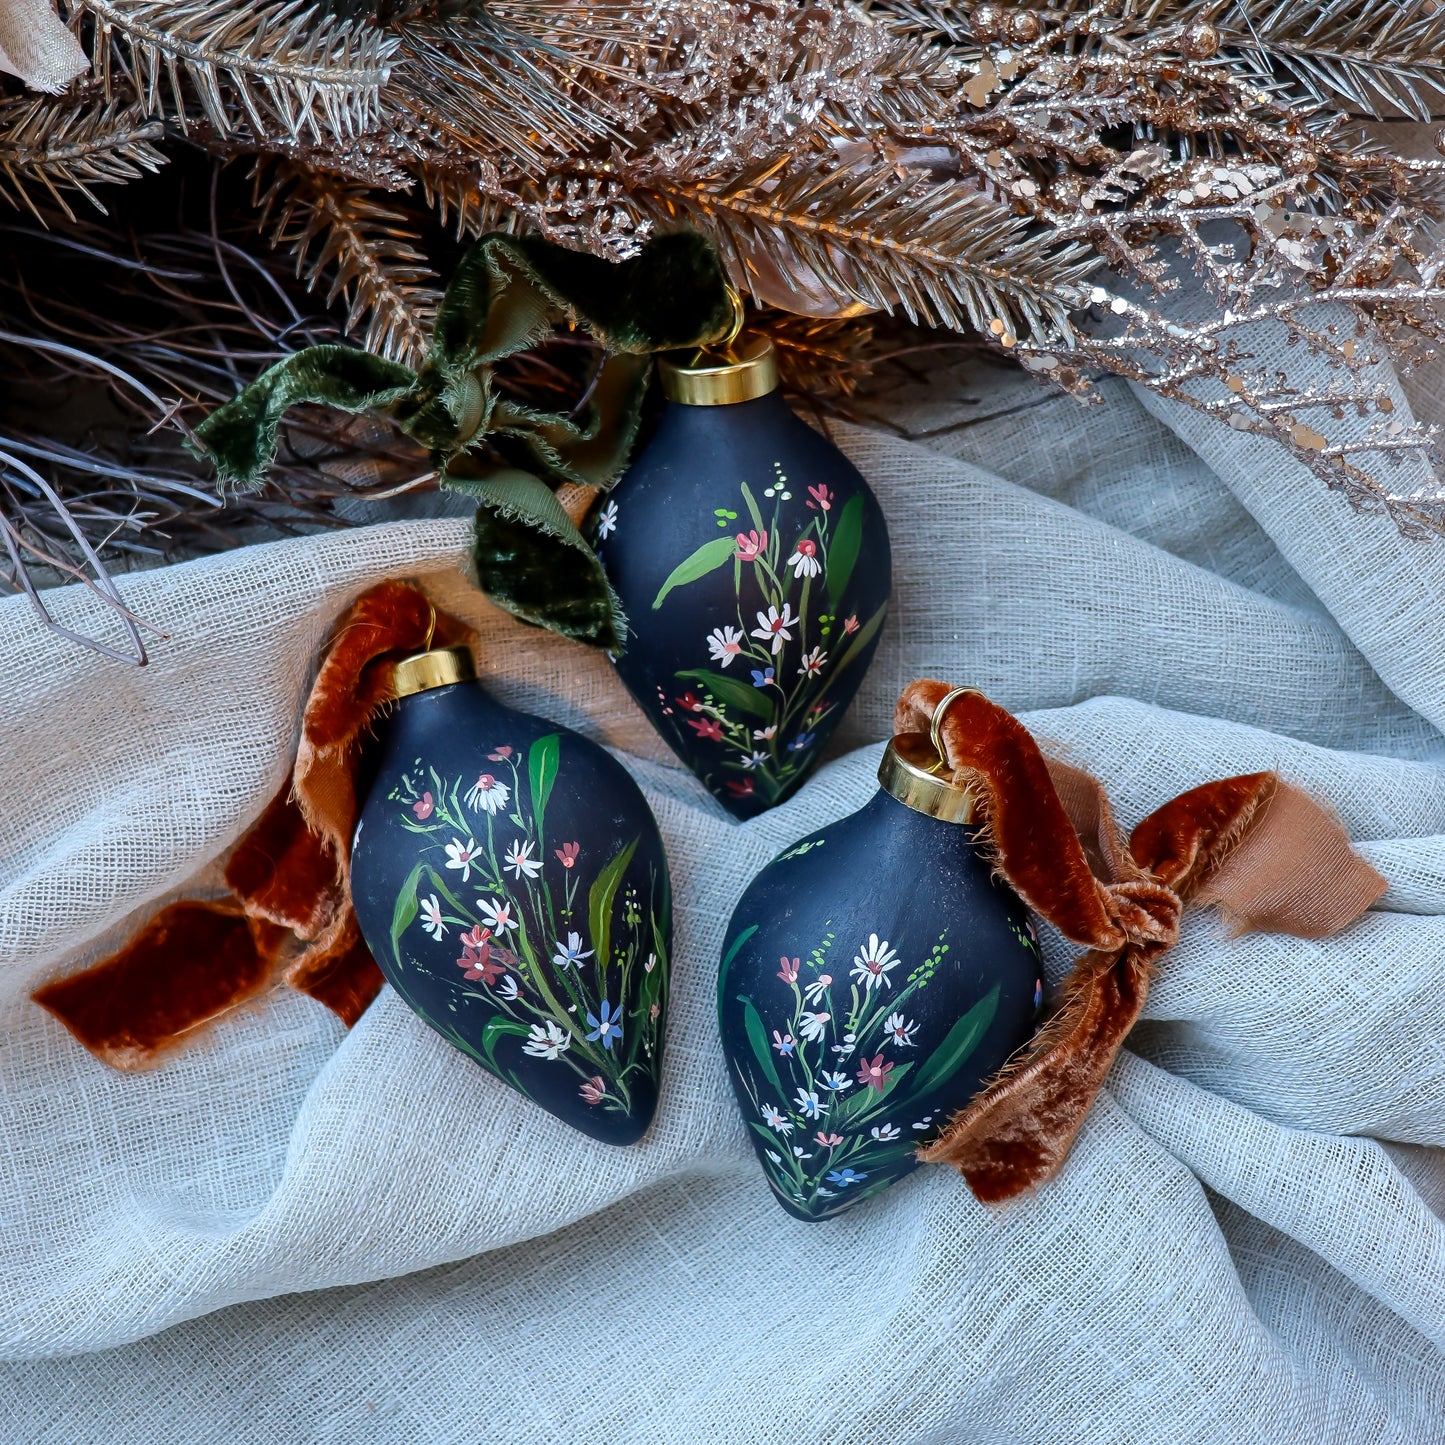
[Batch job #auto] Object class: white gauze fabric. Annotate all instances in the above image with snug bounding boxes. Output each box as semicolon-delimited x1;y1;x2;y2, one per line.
0;0;86;92
0;345;1443;1443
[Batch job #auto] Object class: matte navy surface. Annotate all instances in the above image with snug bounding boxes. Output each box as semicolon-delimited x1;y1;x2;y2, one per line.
718;788;1042;1219
351;680;672;1146
598;389;891;819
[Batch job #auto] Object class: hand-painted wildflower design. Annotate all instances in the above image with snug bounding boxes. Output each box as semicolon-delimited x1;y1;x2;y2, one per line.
419;894;446;941
612;462;887;810
721;922;1011;1217
384;733;669;1124
466;772;510;814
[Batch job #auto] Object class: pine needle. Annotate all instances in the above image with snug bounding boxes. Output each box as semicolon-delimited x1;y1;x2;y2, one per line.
258;161;443;365
81;0;398;142
0;97;166;222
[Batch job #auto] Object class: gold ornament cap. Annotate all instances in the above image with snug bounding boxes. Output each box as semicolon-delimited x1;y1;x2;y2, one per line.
391;645;476;698
658;333;780;406
878;731;979;823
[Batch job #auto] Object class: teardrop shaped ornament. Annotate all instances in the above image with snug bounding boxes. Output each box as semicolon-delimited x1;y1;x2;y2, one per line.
717;734;1042;1217
351;647;672;1145
597;336;892;820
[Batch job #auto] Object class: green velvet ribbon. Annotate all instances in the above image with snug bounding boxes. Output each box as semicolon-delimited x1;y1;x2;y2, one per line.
194;232;736;648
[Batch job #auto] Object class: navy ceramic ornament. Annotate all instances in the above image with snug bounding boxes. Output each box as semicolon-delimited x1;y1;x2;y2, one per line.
717;733;1043;1219
596;334;891;820
350;646;671;1146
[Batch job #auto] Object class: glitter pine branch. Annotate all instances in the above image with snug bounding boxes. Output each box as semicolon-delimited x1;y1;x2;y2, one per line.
257;161;443;367
5;0;1445;536
0;94;164;219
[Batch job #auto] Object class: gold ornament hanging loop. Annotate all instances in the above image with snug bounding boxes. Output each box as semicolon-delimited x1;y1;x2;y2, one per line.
721;284;746;349
929;685;987;761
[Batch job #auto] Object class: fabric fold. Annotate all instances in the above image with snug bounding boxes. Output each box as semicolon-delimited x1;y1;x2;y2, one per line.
3;357;1443;1442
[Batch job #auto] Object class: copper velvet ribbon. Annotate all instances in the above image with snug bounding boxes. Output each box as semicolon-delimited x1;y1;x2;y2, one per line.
895;680;1388;1205
33;581;470;1069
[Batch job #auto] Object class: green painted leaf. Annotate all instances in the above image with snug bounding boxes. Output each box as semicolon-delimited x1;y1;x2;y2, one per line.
588;835;638;972
389;862;425;967
826;494;864;609
528;733;560;840
740;481;766;535
738;994;786;1099
855;1138;919;1165
423;865;468;916
718;923;760;1003
636;944;664;1014
828;601;887;681
750;768;786;805
908;985;1000;1101
675;668;774;722
830;1061;913;1124
834;1169;913;1209
748;1122;799;1170
651;535;737;609
634;913;670;1057
481;1016;531;1067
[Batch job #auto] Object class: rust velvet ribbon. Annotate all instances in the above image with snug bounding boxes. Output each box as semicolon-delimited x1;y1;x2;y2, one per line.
896;680;1388;1204
33;581;470;1069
